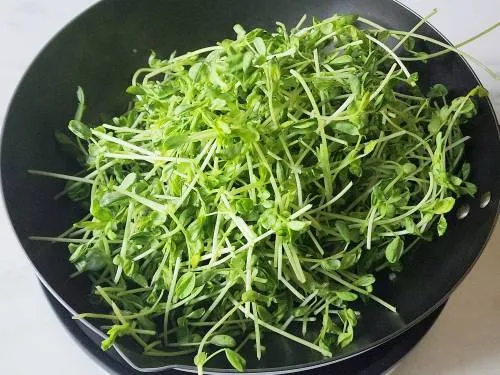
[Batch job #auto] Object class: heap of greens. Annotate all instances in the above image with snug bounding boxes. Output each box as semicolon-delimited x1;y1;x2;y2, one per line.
30;12;495;374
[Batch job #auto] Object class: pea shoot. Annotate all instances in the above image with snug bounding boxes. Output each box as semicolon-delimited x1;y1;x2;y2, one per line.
30;11;497;374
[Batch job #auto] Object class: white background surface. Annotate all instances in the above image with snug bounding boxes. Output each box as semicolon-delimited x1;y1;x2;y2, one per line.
0;1;498;374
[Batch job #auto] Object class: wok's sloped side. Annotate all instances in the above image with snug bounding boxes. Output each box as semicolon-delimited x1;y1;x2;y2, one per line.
1;0;498;373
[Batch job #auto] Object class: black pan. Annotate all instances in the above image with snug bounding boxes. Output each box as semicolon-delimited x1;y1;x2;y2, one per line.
1;0;499;373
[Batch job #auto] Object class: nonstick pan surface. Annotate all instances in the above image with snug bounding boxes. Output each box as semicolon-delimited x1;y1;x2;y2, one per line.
1;0;499;373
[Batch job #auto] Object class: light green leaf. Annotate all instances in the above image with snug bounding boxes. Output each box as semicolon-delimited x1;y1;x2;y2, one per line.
353;274;375;287
332;55;353;65
233;24;246;38
385;236;404;263
126;85;147;95
427;83;448;98
336;291;358;301
332;121;359;136
225;349;246;372
210;334;237;348
120;173;137;190
175;272;196;300
437;215;447;236
337;329;353;348
68;120;91;140
364;140;377;155
287;220;309;231
194;352;208;367
433;197;455;214
76;86;85;103
335;221;351;242
321;258;341;271
253;37;266;55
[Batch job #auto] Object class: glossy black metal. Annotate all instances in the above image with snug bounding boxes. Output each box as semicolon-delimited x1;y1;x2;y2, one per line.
1;0;499;373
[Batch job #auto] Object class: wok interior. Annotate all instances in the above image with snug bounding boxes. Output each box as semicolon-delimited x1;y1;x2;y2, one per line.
2;0;499;371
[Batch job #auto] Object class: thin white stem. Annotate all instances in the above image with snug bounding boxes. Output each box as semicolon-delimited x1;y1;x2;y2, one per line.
365;35;411;79
28;170;94;184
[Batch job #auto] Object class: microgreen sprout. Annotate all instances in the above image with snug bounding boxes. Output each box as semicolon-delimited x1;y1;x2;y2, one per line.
30;11;497;374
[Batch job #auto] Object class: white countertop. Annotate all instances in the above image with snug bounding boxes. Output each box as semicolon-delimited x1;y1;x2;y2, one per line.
0;1;498;374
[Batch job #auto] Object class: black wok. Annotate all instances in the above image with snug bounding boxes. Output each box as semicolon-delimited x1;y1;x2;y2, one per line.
1;0;499;373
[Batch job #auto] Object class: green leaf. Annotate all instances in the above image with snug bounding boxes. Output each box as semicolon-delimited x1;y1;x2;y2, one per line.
287;220;310;231
363;140;377;155
164;134;189;149
122;257;136;276
253;37;266;55
66;181;90;201
225;349;246;372
241;290;272;304
331;55;353;65
407;72;419;86
101;324;130;351
76;86;85;104
403;36;415;51
210;334;237;348
151;211;167;226
242;51;254;71
432;197;455;214
233;24;246;38
69;244;88;262
332;121;359;136
335;221;351;242
349;76;361;95
402;163;417;175
321;258;341;271
90;199;112;222
341;250;359;270
235;198;255;215
469;86;489;98
339;308;357;326
120;173;137;190
100;191;125;207
437;215;447;237
175;272;196;300
242;290;257;303
353;274;375;287
385;236;404;263
427;83;448;98
320;22;333;35
337;329;353;348
293;306;309;317
404;217;417;235
68;120;91;140
55;130;85;163
460;181;477;197
428;112;442;135
186;308;206;319
188;62;203;80
461;162;471;180
377;30;390;42
450;175;462;186
131;274;148;288
126;85;147;95
336;291;358;301
194;352;208;367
